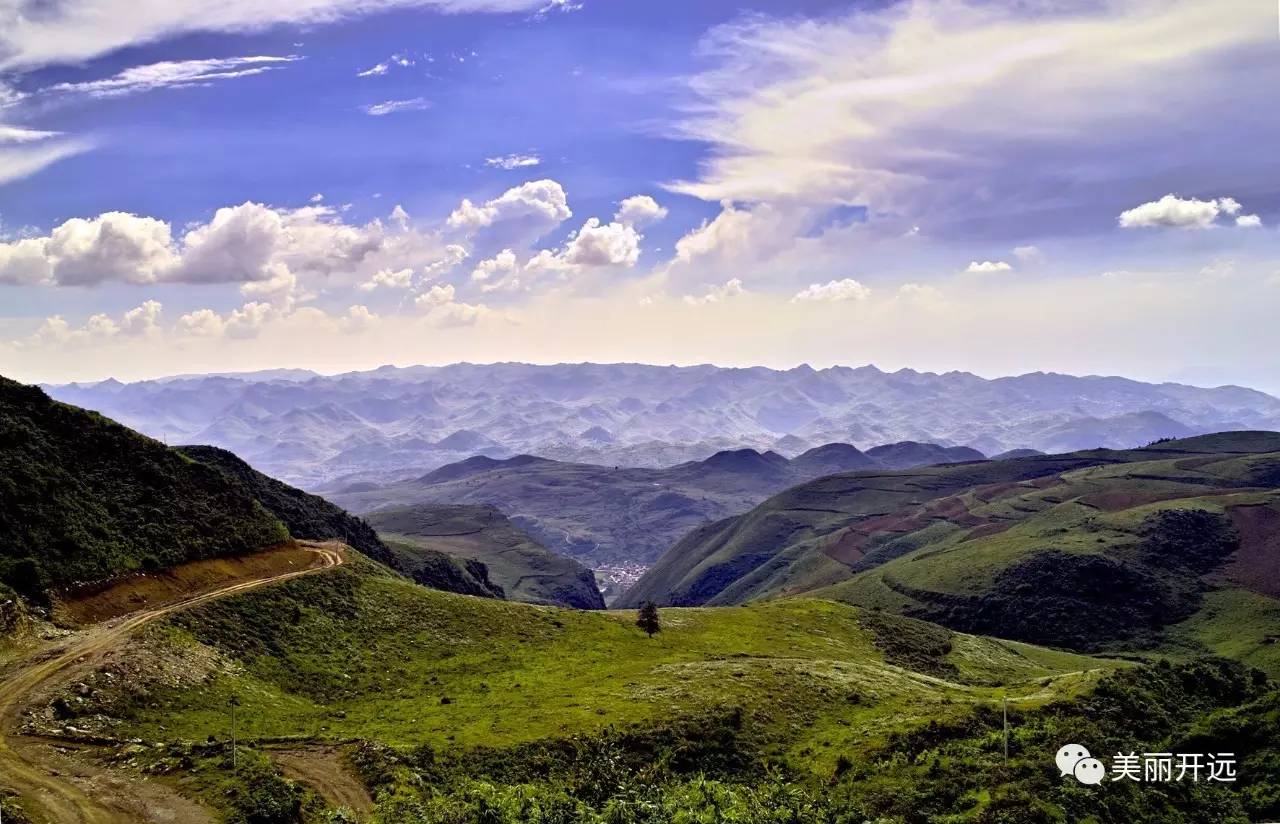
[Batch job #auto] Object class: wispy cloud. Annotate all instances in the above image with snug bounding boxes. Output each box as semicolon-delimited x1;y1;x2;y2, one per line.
0;1;550;71
362;97;432;116
45;55;300;98
0;127;92;186
357;53;414;77
485;153;541;170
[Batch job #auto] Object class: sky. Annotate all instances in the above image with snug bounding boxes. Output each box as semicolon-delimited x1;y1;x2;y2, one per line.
0;0;1278;391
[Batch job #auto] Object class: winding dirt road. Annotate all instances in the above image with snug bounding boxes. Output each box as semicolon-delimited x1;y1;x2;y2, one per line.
0;543;346;824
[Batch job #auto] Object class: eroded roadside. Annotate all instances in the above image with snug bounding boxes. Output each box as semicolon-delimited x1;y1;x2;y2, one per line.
0;542;346;824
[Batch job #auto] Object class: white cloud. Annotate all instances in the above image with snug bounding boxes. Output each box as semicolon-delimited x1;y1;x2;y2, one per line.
0;126;92;185
413;282;489;326
120;300;163;336
792;278;871;303
470;249;521;291
1118;195;1249;229
310;193;324;203
358;266;415;291
176;308;225;337
358;62;389;77
965;260;1012;274
668;0;1274;238
0;200;401;288
562;218;640;267
0;0;551;71
362;97;431;116
447;179;572;247
46;55;299;98
615;195;668;228
339;304;378;332
1236;214;1262;229
684;278;745;306
239;263;303;308
485;153;541;170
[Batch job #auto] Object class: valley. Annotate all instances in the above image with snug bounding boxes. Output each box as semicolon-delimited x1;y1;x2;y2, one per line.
2;376;1279;823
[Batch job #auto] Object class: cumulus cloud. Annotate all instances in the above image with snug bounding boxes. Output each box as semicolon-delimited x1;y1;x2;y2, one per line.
339;304;378;332
561;218;640;267
1118;195;1252;230
0;200;405;290
447;179;571;241
358;266;414;291
46;55;299;98
965;260;1012;274
413;282;489;327
120;299;163;336
615;195;668;228
1236;214;1262;229
792;278;871;303
684;278;745;306
362;97;431;116
485;153;541;170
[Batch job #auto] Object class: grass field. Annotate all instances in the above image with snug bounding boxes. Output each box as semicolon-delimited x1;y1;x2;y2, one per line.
70;558;1117;774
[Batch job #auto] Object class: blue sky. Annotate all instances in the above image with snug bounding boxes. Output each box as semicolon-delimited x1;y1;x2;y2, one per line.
1;0;1278;391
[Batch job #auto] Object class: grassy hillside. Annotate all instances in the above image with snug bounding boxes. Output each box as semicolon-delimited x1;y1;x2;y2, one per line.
325;442;968;568
623;432;1280;673
0;377;288;602
178;445;502;600
54;557;1111;762
367;504;605;609
38;561;1278;823
617;447;1132;608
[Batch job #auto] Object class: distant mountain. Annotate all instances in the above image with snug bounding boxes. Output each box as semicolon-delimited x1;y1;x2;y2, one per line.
616;433;1280;660
328;442;918;569
0;377;287;602
43;362;1280;488
864;441;985;468
366;504;605;609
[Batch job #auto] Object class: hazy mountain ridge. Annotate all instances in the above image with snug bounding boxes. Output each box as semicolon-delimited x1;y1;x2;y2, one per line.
325;441;947;569
44;363;1280;489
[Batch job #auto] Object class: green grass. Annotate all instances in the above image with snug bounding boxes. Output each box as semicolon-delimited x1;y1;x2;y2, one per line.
98;561;1119;773
1163;587;1280;677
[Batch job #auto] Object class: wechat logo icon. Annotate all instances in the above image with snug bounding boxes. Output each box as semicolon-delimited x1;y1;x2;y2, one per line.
1057;744;1104;785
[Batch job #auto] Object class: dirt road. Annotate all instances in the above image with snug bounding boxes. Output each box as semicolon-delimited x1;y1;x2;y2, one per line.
0;543;346;824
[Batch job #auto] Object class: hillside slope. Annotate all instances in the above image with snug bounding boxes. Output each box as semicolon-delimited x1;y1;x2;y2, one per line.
327;442;964;567
0;377;287;603
620;432;1280;671
366;504;605;609
178;445;503;600
33;558;1276;822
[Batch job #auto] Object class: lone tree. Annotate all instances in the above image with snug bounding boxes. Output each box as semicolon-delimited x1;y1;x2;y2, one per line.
636;601;661;638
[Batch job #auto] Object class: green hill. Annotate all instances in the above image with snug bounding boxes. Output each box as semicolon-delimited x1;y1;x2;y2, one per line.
621;432;1280;672
178;445;504;600
38;558;1277;823
0;377;288;603
367;504;605;609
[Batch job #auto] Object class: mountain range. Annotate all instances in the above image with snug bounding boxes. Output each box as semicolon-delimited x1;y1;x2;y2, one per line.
43;362;1280;489
325;442;985;574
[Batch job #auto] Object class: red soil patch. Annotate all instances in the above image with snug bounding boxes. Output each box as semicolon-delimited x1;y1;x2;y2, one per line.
971;481;1026;503
822;494;993;565
1222;504;1280;598
964;521;1015;540
56;543;323;625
